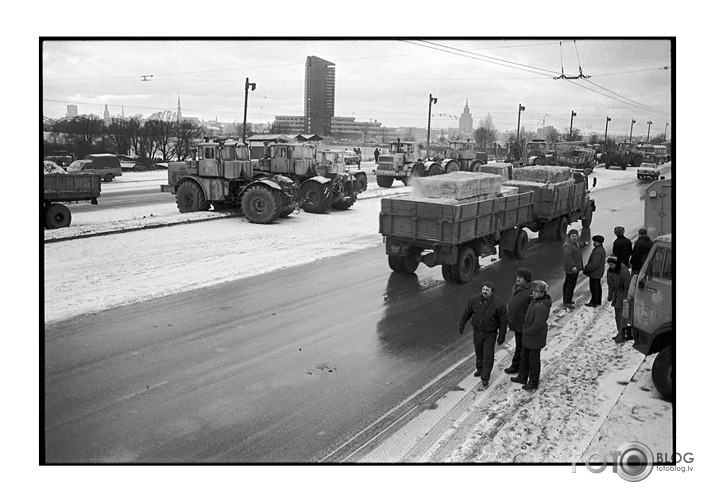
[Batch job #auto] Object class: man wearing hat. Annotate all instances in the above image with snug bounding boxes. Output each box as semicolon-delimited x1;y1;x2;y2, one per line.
584;235;606;307
561;228;587;309
630;228;654;274
511;280;552;390
612;226;632;269
606;255;631;343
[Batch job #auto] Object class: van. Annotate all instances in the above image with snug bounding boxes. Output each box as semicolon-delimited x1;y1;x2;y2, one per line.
624;234;673;400
68;153;123;182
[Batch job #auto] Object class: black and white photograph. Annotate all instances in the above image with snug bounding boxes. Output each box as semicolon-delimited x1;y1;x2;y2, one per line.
15;3;704;500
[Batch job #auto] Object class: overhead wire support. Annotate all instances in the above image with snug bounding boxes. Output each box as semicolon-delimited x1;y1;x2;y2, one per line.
553;41;590;80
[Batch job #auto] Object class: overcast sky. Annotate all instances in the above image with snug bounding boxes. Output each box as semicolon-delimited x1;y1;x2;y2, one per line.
42;38;672;138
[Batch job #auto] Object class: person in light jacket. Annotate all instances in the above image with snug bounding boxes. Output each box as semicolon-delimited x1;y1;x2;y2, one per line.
606;256;632;343
584;235;606;307
458;281;508;390
504;267;533;374
511;280;552;390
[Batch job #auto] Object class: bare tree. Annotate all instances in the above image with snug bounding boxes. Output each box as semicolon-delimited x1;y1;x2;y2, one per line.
106;118;132;155
152;113;177;161
175;120;205;161
66;115;104;158
473;114;497;149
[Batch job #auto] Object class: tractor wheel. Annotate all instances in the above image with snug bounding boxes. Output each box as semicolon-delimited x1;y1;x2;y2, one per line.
533;158;543;166
652;346;673;401
441;264;456;282
514;229;529;259
469;160;483;172
555;217;569;242
621;164;628;170
455;246;478;284
443;160;460;173
632;155;643;167
279;206;295;218
45;203;71;229
176;181;209;213
376;175;393;188
301;180;331;213
405;163;425;185
354;173;368;192
242;185;281;224
427;163;441;177
104;173;114;182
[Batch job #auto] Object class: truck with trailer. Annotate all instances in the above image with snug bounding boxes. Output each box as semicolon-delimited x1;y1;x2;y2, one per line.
623;179;672;400
437;140;490;174
161;139;300;224
379;167;595;283
375;139;443;188
317;149;368;193
43;171;102;229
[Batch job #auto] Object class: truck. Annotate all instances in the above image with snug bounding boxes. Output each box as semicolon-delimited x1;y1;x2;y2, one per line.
257;143;360;213
602;140;644;170
379;168;595;283
317;149;368;192
524;139;555;166
623;179;672;400
437;140;490;173
375;140;443;188
552;141;596;175
43;171;101;229
161;139;300;224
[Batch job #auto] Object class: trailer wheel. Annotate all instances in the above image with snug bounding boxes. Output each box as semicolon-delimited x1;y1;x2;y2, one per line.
242;185;281;224
388;254;419;274
301;180;331;213
455;246;478;284
376;176;393;188
441;264;456;281
176;180;210;213
104;173;114;182
555;217;569;242
45;203;71;229
514;229;529;259
652;346;673;401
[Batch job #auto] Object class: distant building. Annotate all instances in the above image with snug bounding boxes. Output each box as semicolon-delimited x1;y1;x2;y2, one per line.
66;105;78;118
177;95;182;123
537;125;558;140
273;115;305;134
103;104;110;121
458;99;474;136
305;56;335;136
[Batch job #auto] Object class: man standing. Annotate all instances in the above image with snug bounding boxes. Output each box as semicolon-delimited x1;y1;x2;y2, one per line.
606;256;632;343
458;281;508;389
511;280;552;391
584;235;606;307
562;228;587;309
374;147;381;164
630;228;654;274
504;268;533;374
612;226;632;269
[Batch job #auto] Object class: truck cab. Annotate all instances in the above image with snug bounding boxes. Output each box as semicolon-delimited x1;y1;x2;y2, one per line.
624;234;673;400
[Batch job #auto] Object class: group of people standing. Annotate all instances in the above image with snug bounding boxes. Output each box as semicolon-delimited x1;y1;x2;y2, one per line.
456;225;654;393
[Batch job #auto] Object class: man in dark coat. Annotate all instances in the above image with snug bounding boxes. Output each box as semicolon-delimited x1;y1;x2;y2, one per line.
607;256;632;343
374;147;381;163
504;267;533;374
511;280;552;390
630;228;654;273
612;226;632;268
458;281;508;389
584;235;606;307
562;228;587;308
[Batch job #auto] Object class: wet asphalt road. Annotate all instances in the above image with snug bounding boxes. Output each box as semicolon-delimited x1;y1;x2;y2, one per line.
43;173;663;463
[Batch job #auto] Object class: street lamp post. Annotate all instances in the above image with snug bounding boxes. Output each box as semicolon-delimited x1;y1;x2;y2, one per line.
427;94;438;158
647;120;653;142
569;111;577;141
604;116;611;143
629;119;636;143
242;77;256;143
516;104;525;159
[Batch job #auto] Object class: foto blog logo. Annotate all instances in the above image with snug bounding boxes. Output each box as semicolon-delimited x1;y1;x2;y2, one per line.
573;441;654;482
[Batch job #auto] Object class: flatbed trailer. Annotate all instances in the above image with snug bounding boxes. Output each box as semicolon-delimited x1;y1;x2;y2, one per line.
43;173;102;229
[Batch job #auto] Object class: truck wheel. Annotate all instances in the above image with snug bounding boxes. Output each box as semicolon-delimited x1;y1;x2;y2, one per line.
376;176;393;188
441;264;456;281
104;173;114;182
455;246;478;284
388;254;419;273
45;203;71;229
514;229;529;258
176;181;209;213
242;185;281;224
652;346;673;401
301;180;331;213
555;217;569;241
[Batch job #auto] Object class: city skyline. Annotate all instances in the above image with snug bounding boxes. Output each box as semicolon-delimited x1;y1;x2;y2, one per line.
41;38;672;138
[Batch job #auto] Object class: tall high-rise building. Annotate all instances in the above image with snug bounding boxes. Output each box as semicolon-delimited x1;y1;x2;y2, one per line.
304;56;335;136
66;104;78;118
103;104;110;121
459;99;474;136
177;95;182;123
